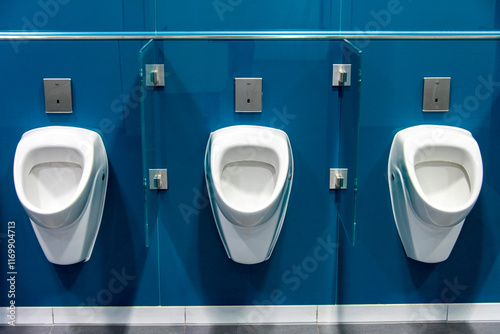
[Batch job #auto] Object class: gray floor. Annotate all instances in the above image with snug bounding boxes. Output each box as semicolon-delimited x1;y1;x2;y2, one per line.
1;323;500;334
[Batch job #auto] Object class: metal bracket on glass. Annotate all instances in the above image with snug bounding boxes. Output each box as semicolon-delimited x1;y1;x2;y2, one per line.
332;64;351;87
149;169;168;190
329;168;348;190
145;64;165;87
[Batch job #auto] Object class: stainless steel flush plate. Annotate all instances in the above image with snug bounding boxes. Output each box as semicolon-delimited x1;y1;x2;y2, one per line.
43;78;72;113
423;77;451;112
235;78;262;112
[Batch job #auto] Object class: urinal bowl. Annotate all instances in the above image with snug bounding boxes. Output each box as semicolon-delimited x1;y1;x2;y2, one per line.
13;126;108;265
205;125;294;264
388;125;482;263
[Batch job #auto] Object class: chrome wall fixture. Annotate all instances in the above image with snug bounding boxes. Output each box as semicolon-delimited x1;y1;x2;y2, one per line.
2;32;500;41
149;169;168;190
145;64;165;87
330;168;348;190
332;64;351;87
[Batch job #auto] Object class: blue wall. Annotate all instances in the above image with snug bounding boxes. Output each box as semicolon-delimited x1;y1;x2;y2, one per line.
153;40;340;305
0;39;160;306
1;1;500;307
338;39;500;304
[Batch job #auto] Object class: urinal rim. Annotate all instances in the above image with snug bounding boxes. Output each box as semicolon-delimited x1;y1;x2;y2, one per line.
208;125;291;216
400;125;483;216
13;126;102;225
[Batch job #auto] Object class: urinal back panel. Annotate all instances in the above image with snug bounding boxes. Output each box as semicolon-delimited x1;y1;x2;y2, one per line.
388;124;483;263
221;161;277;211
13;126;109;265
415;161;471;210
205;125;294;264
27;162;83;211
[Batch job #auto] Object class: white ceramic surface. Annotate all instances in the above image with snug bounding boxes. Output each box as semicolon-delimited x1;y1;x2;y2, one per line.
205;125;293;264
388;125;482;263
14;126;108;265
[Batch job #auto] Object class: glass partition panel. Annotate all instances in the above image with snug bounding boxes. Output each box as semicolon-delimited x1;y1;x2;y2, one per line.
336;40;362;246
139;37;362;251
139;39;165;247
144;0;157;32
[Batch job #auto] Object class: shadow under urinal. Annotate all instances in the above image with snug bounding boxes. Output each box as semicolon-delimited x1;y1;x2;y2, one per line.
401;121;498;302
53;261;86;289
53;164;141;304
189;178;276;305
405;194;487;302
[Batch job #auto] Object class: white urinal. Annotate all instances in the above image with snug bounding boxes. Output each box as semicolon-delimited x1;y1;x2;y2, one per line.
388;125;482;263
205;125;293;264
14;126;108;265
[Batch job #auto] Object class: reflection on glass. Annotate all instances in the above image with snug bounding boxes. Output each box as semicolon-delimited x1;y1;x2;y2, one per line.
337;39;361;246
139;39;165;247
